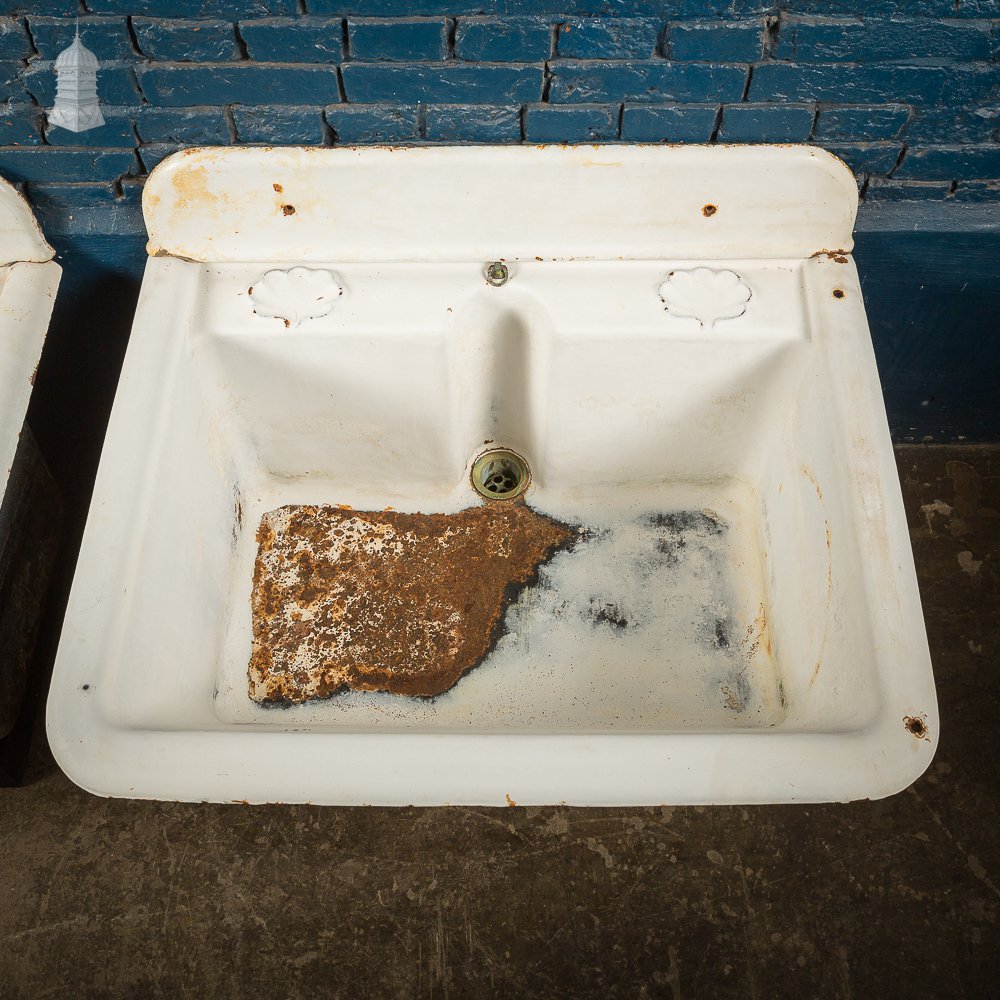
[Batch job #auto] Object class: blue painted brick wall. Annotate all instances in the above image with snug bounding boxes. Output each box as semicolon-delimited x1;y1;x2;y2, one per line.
0;3;995;231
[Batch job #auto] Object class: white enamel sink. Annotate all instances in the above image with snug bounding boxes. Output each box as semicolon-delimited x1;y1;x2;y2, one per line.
48;146;937;804
0;181;60;514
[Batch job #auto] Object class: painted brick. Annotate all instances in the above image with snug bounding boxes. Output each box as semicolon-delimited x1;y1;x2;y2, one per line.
896;145;1000;180
86;2;297;15
951;180;1000;202
524;104;618;142
138;143;186;173
23;64;140;106
0;147;137;183
423;104;521;141
135;106;230;144
756;0;980;14
325;103;418;143
233;106;326;144
0;59;19;102
905;106;1000;144
348;19;446;62
951;0;1000;14
0;1;76;14
556;18;660;59
132;19;237;63
313;0;764;14
775;17;992;63
0;103;41;144
45;113;136;147
817;142;902;176
29;184;144;233
342;64;543;104
240;19;344;63
0;18;30;60
312;0;450;11
668;21;763;62
137;65;342;107
812;105;909;141
27;182;126;210
27;17;134;61
549;61;746;104
864;179;955;201
455;17;551;62
751;63;1000;107
718;103;813;142
620;103;717;141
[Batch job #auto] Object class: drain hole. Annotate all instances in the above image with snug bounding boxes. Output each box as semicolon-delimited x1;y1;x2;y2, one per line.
472;449;530;501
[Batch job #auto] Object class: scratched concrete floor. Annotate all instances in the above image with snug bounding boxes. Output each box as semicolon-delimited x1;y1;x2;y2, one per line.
0;445;997;1000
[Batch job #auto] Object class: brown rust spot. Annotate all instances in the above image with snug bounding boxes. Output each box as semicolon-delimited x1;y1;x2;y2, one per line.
249;503;577;703
505;794;517;807
904;715;930;740
29;364;37;386
811;249;850;263
702;204;718;217
281;204;296;216
833;288;845;299
272;183;283;193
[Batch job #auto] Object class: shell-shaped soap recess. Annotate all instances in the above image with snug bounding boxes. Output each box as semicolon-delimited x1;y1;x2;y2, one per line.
657;268;751;331
249;267;342;328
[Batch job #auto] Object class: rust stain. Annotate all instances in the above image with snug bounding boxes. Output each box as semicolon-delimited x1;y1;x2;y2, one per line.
904;715;930;741
505;794;517;807
249;503;577;703
29;364;37;386
702;204;718;217
272;183;283;193
811;249;850;263
744;603;771;661
281;204;296;216
802;466;833;687
833;288;845;299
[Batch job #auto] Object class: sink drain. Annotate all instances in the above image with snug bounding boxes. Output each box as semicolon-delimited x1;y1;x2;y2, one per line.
471;448;530;501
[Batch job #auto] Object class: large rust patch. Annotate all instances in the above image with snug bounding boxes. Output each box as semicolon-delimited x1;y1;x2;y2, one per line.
249;503;576;703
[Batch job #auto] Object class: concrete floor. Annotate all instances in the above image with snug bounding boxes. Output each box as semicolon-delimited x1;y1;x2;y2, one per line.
1;445;996;999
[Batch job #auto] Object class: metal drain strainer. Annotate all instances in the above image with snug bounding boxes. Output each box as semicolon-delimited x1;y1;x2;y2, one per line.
471;448;530;501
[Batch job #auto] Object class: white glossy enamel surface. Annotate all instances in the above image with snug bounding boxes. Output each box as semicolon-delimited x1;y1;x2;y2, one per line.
49;146;936;805
0;179;59;514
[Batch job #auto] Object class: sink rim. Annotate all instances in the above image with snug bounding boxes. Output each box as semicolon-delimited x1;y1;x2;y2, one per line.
47;146;936;804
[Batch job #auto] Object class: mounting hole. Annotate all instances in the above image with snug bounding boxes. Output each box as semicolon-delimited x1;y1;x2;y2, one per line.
281;204;296;216
471;448;530;501
833;288;845;299
702;204;718;217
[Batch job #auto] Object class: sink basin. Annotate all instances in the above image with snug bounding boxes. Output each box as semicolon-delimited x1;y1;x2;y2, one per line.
48;145;937;804
0;179;60;740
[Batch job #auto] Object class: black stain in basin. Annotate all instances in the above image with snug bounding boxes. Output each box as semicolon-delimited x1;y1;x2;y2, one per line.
589;600;631;631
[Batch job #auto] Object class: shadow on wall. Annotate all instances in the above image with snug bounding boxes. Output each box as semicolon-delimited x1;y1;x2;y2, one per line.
855;231;1000;445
